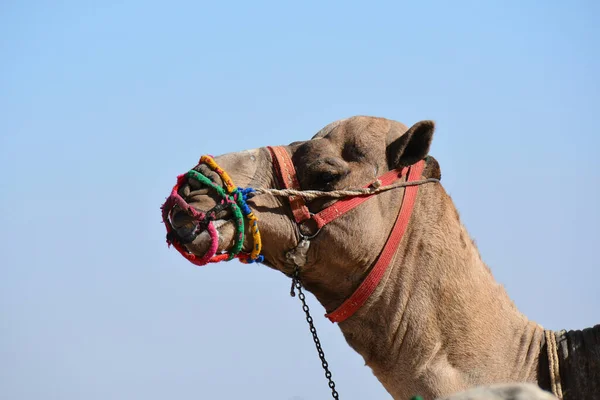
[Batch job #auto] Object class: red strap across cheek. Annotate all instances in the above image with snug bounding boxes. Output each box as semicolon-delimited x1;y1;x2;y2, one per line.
312;166;410;229
325;160;425;323
264;145;426;322
268;146;312;223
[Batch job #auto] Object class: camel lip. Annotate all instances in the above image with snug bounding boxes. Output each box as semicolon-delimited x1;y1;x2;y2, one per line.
184;219;230;254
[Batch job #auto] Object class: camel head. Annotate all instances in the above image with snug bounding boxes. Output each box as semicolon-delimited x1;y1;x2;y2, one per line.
162;116;439;312
162;116;592;400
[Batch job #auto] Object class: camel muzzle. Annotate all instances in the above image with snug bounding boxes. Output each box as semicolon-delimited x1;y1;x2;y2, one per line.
161;155;264;266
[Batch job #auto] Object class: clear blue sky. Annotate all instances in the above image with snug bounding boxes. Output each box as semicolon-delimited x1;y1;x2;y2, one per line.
1;1;598;399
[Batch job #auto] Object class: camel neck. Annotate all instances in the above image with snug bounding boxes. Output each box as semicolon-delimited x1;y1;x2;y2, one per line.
332;184;546;399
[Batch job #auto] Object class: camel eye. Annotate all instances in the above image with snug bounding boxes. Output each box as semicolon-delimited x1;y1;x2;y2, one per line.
321;171;340;184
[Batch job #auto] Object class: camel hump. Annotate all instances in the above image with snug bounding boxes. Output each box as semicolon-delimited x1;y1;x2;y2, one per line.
556;323;600;399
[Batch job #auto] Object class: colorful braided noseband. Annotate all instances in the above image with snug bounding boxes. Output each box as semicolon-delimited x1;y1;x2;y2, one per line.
161;155;263;266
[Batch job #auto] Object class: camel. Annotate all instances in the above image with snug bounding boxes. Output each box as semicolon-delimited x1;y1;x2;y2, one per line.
161;116;599;400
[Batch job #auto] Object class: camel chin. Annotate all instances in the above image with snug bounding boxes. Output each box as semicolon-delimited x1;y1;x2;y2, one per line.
183;219;237;256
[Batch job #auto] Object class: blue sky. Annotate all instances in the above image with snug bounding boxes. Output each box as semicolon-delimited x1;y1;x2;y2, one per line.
1;1;598;399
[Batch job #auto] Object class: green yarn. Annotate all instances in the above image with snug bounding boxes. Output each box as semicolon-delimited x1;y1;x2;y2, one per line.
186;170;245;256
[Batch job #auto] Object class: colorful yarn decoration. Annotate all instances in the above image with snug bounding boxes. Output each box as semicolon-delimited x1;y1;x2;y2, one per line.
161;155;264;266
186;169;245;259
199;155;236;194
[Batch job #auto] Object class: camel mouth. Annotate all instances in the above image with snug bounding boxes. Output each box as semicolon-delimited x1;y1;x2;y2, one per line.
162;152;264;265
182;218;236;256
168;199;238;256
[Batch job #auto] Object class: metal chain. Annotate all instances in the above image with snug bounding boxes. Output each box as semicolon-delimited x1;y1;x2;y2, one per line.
291;267;340;399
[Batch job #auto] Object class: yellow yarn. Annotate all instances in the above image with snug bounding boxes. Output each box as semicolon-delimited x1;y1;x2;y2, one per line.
199;155;237;194
246;212;262;260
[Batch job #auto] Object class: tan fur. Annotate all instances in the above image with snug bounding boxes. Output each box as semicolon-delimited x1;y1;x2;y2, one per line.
173;116;551;399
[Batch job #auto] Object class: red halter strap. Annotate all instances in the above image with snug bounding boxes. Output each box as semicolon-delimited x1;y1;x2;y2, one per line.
267;145;426;323
325;160;425;323
268;146;312;223
312;166;411;229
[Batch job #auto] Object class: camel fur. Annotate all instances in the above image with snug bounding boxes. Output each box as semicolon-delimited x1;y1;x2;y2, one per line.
167;116;599;400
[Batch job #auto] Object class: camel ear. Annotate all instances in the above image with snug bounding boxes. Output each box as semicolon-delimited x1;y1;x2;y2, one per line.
387;120;435;168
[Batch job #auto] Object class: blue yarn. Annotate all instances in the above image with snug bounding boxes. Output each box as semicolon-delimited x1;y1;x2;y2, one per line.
243;187;257;199
233;188;253;216
242;254;264;264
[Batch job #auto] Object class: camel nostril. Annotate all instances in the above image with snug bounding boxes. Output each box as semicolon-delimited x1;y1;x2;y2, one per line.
170;208;190;228
170;209;200;243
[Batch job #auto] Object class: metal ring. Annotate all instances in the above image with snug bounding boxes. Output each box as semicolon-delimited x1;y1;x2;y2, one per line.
300;227;322;240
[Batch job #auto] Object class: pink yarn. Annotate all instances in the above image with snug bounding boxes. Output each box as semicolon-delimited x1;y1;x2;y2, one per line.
161;174;219;266
188;221;219;266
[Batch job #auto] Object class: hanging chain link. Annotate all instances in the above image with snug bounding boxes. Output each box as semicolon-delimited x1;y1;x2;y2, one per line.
291;267;340;399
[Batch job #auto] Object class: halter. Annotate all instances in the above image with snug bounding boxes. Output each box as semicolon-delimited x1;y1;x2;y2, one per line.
268;146;427;323
162;146;436;400
162;147;433;322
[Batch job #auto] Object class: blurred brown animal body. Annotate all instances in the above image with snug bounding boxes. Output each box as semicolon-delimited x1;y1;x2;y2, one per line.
167;116;599;400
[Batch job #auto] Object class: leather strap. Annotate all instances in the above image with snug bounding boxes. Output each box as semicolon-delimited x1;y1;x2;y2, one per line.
325;160;425;323
312;166;410;229
267;145;426;323
267;146;312;223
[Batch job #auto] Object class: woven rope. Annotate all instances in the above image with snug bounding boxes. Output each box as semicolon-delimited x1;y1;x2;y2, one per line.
194;157;264;263
545;329;563;399
162;156;264;265
186;169;245;258
165;159;438;266
250;178;440;200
